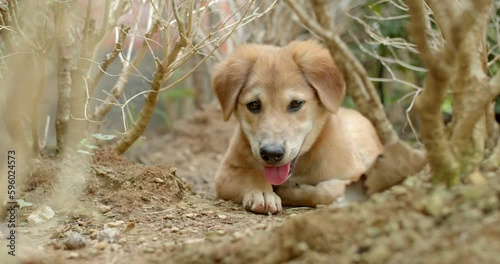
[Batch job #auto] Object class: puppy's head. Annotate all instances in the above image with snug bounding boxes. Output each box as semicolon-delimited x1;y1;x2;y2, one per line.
212;40;345;185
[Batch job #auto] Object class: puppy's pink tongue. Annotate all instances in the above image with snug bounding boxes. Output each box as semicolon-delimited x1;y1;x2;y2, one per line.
264;164;290;185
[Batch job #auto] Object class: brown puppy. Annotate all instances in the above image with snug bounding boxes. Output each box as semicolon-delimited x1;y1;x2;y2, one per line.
212;40;382;214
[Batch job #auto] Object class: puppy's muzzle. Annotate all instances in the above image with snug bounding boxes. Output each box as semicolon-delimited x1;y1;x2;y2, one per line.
260;145;285;165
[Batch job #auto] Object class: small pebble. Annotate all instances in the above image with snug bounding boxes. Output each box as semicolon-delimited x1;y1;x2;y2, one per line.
107;220;125;228
110;243;121;251
97;228;121;243
89;229;99;239
364;244;391;263
154;178;165;183
64;233;86;250
217;214;227;219
201;210;214;216
99;205;112;214
164;214;175;220
391;185;407;195
164;241;175;247
144;247;156;253
27;206;55;226
51;241;64;250
184;213;197;219
467;170;487;185
233;232;244;239
95;241;108;250
123;222;136;233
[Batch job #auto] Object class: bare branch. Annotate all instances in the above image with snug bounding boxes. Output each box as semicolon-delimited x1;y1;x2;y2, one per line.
88;25;130;96
425;0;457;44
89;22;159;131
348;30;426;73
405;0;439;74
161;0;258;92
484;136;500;170
448;0;492;133
405;0;462;184
0;3;14;52
114;59;165;154
451;72;500;144
348;14;420;54
40;116;50;152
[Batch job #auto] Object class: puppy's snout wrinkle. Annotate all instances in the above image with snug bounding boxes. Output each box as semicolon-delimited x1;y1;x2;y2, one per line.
260;145;285;164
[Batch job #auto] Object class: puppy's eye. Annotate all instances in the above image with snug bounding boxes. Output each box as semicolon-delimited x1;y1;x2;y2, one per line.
288;100;304;112
246;100;261;113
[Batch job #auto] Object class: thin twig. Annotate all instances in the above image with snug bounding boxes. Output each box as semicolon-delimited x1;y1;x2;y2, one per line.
89;22;159;131
285;0;400;144
160;0;258;92
31;52;48;155
88;25;130;96
40;115;50;152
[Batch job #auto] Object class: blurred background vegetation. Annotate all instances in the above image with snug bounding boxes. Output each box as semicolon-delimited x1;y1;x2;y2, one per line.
0;0;498;152
139;0;498;141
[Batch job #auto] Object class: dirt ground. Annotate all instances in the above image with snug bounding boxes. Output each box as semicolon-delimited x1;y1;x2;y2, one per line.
3;104;500;264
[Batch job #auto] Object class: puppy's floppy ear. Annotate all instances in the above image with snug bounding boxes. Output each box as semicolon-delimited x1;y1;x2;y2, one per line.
212;45;259;120
287;40;346;113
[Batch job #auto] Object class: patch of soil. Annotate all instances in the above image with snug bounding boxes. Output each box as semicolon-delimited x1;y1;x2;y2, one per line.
164;170;500;264
23;158;60;192
87;148;189;210
135;102;237;195
12;151;298;264
3;104;500;264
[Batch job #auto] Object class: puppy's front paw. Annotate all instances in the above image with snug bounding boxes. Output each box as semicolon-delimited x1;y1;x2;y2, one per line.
243;190;282;214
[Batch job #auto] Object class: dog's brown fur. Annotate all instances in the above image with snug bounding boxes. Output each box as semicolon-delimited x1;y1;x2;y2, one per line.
212;40;383;214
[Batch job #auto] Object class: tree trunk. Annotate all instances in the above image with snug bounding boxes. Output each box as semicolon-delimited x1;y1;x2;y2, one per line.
54;2;75;154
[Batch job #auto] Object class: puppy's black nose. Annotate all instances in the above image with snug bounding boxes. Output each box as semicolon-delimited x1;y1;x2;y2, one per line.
260;145;285;164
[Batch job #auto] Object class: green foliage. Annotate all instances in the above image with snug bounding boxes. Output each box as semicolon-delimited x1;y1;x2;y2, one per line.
153;109;173;128
367;3;407;39
496;97;500;113
16;199;33;209
341;96;357;109
441;97;453;115
91;133;116;141
156;69;196;128
163;86;194;100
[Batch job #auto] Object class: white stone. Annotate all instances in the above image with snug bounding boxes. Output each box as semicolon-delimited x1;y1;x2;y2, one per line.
27;206;55;226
